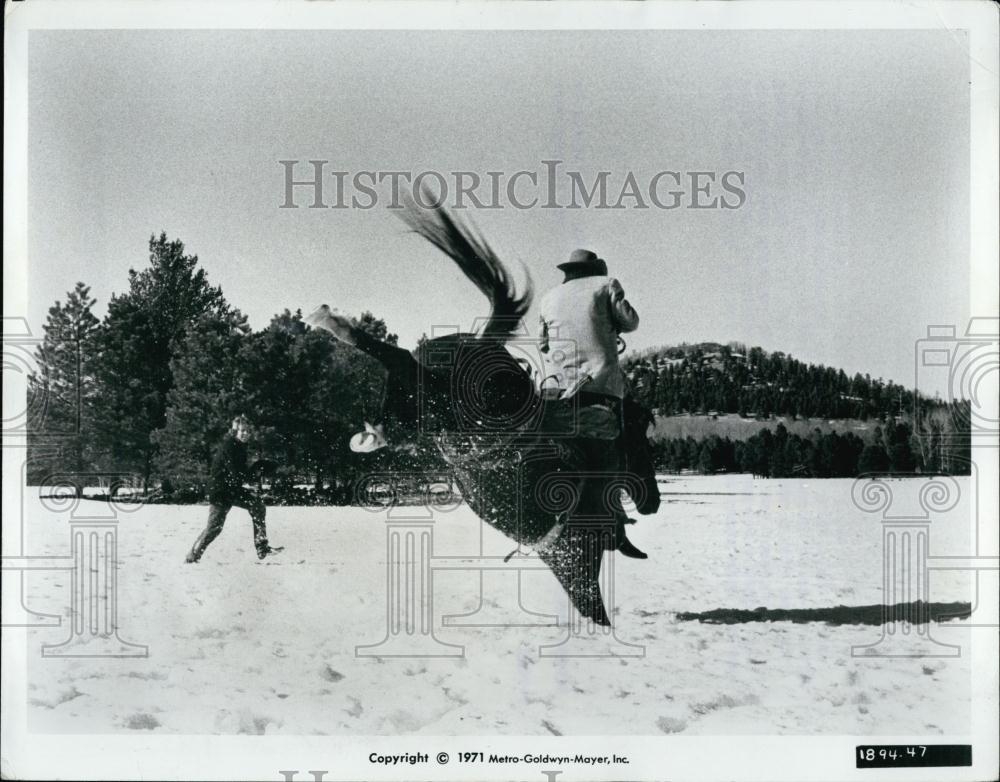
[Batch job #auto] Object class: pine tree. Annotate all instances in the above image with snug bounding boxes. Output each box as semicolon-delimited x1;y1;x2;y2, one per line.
153;309;251;484
885;420;917;472
768;423;791;477
90;234;227;490
858;443;890;474
27;283;100;491
239;310;317;483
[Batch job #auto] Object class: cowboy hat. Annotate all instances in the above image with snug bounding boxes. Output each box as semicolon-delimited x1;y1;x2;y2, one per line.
349;421;387;453
556;249;608;278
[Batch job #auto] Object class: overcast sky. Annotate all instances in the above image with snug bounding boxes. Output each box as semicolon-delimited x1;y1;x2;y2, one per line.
28;29;970;391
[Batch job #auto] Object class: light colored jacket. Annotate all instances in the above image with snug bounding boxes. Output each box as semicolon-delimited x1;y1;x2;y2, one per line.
538;276;639;399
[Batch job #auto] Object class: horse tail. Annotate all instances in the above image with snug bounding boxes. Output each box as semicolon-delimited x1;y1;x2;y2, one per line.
397;189;532;339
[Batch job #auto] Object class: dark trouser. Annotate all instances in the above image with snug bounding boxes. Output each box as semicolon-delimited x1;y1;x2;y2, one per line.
557;396;628;548
571;436;623;527
187;490;268;561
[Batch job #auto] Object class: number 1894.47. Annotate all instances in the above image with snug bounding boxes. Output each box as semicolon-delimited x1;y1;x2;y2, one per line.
859;746;926;762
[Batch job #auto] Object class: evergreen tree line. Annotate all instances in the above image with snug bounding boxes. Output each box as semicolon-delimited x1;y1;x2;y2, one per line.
653;420;971;478
624;341;952;423
26;235;971;500
26;234;442;502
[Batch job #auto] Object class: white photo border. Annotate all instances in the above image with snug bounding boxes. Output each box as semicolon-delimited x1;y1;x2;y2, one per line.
3;2;997;781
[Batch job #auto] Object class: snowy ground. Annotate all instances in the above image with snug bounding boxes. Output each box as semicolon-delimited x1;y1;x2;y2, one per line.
21;475;974;736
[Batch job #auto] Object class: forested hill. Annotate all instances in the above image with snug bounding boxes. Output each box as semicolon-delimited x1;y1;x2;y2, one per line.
623;342;971;477
623;341;937;421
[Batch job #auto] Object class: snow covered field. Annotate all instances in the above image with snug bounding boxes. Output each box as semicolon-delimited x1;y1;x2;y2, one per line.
20;475;974;736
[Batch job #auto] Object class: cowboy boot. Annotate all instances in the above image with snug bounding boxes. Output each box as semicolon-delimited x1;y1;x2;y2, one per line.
614;511;648;559
617;533;648;559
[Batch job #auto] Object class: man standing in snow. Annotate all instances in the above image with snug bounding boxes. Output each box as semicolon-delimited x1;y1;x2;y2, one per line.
538;249;647;559
185;415;282;563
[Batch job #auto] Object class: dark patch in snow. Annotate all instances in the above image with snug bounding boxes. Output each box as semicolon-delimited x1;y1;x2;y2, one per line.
442;686;469;706
690;694;740;715
676;601;971;626
241;715;272;734
345;696;363;718
124;712;160;730
656;716;687;733
30;687;84;710
690;693;759;716
126;670;167;681
320;664;345;682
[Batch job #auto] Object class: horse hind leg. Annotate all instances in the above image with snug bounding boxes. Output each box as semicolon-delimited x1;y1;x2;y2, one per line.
305;305;436;448
304;305;414;374
304;304;359;346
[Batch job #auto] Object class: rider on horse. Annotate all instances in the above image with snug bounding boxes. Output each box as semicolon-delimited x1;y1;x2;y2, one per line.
538;249;648;560
303;199;656;623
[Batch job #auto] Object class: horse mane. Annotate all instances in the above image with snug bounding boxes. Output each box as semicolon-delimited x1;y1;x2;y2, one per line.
397;191;532;339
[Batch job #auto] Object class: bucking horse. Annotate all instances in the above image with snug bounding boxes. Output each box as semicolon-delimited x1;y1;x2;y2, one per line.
306;201;660;625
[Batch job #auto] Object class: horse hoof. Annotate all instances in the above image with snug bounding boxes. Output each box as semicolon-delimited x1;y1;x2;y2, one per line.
303;304;331;325
304;305;355;344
